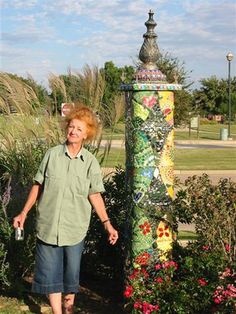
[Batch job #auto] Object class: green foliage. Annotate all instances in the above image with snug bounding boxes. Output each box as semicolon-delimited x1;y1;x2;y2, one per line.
174;90;194;127
155;53;194;126
82;167;128;286
156;52;193;88
101;61;135;126
173;174;236;263
124;175;235;313
0;73;41;115
124;241;235;313
0;141;48;293
194;76;236;117
1;73;50;112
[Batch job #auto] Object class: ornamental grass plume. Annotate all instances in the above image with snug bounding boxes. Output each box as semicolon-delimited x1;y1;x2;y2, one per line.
0;72;41;115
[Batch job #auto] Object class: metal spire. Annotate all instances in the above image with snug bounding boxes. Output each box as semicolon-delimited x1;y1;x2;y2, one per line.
139;10;160;70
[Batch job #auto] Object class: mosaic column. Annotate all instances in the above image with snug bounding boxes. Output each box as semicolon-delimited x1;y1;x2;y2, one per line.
121;11;182;269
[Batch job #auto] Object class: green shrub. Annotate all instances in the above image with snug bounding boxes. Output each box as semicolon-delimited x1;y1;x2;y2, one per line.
82;167;128;287
124;175;236;313
0;140;48;293
124;241;235;313
173;174;236;263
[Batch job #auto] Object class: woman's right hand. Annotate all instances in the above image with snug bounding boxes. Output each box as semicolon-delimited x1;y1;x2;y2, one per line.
13;212;27;229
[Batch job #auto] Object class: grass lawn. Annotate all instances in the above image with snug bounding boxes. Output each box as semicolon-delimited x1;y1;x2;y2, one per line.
0;296;35;314
99;148;236;170
175;148;236;170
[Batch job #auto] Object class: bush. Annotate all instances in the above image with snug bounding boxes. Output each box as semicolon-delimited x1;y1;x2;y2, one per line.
173;174;236;263
124;175;236;313
0;140;48;293
82;167;128;287
124;241;235;313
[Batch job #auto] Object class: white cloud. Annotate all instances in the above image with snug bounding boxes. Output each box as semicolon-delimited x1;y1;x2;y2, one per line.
1;0;37;8
1;0;236;87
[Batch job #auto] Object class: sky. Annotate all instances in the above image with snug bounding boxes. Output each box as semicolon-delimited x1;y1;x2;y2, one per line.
1;0;236;90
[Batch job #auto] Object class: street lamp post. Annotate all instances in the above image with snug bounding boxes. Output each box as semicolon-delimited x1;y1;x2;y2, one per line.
226;52;234;139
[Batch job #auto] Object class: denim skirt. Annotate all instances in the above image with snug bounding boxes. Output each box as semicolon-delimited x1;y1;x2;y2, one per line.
32;238;85;294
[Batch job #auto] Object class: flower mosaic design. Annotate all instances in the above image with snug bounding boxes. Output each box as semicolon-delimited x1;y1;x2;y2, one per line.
157;224;170;238
142;95;157;108
139;221;151;235
135;252;151;266
126;87;175;312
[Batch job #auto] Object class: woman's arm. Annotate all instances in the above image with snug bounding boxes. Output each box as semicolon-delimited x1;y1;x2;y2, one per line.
13;183;42;229
88;192;118;245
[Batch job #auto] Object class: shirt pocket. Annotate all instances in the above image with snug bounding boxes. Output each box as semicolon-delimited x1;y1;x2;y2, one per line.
44;172;63;191
73;175;90;196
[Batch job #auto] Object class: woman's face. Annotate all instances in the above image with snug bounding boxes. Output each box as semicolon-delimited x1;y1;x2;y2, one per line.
66;118;88;145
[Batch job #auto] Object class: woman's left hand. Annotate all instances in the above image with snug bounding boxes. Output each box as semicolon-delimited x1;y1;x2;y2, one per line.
104;222;119;245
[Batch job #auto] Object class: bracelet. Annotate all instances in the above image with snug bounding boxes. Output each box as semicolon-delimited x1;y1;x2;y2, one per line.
102;219;110;224
21;211;27;217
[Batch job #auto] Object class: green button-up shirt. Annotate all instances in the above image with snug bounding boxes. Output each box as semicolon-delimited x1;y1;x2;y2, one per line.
34;144;105;246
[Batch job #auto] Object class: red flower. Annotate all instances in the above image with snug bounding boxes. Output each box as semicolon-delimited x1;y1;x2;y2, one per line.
156;277;163;283
129;269;139;280
139;221;151;235
202;245;210;251
225;243;230;252
213;296;223;304
141;268;149;278
155;264;162;270
198;278;208;286
124;285;133;298
142;301;160;313
162;261;178;270
134;302;142;309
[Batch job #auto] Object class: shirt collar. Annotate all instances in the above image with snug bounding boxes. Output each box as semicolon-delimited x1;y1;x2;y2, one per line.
63;143;84;160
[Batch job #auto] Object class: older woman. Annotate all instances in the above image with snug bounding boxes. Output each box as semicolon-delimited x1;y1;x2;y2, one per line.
13;105;118;314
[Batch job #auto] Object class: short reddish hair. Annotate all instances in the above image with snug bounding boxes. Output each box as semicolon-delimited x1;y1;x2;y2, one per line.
65;105;100;141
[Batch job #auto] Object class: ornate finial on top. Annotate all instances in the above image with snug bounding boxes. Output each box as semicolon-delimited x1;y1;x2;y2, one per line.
139;10;160;70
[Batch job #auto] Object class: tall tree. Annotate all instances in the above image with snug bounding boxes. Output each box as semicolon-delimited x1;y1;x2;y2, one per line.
194;76;236;117
101;61;135;126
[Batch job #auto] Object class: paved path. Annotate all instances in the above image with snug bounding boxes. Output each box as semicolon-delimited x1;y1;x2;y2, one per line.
102;168;236;184
175;169;236;184
99;139;236;149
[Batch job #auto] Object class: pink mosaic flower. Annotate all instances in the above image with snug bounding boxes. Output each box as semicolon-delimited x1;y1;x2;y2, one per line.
142;96;157;108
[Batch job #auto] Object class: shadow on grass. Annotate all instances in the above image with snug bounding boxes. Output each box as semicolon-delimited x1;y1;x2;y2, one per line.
0;274;126;314
77;273;125;314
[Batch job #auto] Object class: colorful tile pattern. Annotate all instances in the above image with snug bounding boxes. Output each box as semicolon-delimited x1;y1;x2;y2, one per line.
125;89;175;262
